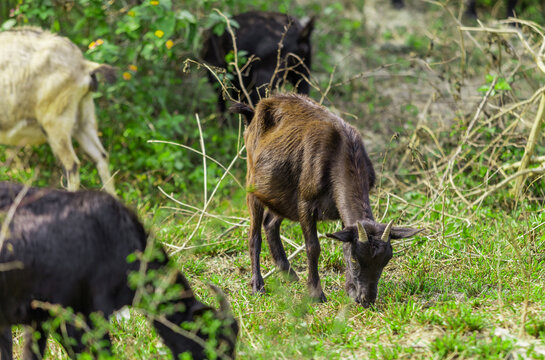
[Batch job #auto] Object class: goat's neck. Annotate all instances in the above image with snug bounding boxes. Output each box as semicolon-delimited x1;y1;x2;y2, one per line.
333;180;374;226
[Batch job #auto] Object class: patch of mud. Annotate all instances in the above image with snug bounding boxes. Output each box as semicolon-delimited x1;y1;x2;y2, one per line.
494;327;545;359
364;0;431;43
325;0;493;155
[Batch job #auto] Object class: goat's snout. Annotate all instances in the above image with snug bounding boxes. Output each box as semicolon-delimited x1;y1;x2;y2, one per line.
356;295;375;308
354;284;377;307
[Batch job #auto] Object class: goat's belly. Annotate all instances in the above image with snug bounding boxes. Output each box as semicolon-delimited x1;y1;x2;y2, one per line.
0;119;46;146
262;200;299;221
316;207;340;221
315;196;340;221
255;190;299;221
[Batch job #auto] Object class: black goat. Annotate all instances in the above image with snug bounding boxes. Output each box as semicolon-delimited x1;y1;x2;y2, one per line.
202;11;314;113
0;182;238;359
232;94;422;306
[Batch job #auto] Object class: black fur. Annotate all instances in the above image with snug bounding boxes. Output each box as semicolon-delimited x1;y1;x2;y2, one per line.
202;11;315;114
0;182;238;360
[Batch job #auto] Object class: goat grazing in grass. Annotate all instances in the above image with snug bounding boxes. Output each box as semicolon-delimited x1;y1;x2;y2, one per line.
0;27;116;194
232;94;421;306
0;182;238;359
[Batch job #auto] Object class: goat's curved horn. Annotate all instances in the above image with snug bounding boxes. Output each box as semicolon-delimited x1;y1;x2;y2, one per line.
208;283;233;318
381;220;394;242
357;222;368;242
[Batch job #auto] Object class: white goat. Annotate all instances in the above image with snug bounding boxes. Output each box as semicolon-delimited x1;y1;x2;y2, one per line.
0;27;116;194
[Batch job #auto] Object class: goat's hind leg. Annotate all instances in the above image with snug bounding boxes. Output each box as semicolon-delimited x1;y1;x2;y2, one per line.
0;328;12;360
76;93;115;195
263;211;299;281
247;194;265;294
74;127;114;195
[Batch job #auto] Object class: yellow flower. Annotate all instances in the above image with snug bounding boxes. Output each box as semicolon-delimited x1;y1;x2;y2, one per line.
128;64;138;72
123;72;132;80
154;30;164;38
150;0;159;5
165;39;173;49
128;10;135;17
89;39;104;49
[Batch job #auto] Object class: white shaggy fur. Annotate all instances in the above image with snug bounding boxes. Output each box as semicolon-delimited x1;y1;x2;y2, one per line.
0;27;115;194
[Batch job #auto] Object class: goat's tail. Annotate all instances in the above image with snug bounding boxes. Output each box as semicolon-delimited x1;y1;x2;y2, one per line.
85;61;117;91
229;102;255;126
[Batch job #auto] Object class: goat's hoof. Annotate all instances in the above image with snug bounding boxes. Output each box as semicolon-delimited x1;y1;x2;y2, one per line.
310;292;327;303
282;269;299;282
251;286;266;295
251;278;265;295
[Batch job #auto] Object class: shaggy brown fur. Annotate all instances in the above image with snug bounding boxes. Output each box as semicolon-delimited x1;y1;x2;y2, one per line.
232;94;421;305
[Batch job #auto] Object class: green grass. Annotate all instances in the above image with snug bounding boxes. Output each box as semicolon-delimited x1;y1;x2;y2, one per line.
3;0;545;358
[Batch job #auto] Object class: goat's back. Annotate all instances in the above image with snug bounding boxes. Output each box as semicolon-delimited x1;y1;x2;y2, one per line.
202;11;305;67
245;93;353;156
244;94;375;222
232;12;305;59
0;182;145;325
0;28;93;144
0;27;89;94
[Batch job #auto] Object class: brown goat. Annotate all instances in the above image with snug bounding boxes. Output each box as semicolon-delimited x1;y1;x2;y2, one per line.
0;27;116;194
232;94;421;305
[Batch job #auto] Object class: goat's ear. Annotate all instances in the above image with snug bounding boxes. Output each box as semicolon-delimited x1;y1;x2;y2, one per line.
390;227;423;239
326;227;356;243
299;16;315;43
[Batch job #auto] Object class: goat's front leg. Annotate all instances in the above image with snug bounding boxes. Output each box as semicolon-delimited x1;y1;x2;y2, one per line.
263;211;299;281
298;203;326;302
342;243;357;300
40;108;80;191
22;325;47;360
247;194;265;294
0;328;12;360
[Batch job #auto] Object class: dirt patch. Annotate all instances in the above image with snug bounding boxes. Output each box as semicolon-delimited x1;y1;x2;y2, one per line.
318;0;498;155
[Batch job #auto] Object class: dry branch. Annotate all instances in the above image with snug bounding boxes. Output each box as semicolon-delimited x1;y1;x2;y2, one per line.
472;166;545;207
512;93;545;198
0;183;30;253
215;9;254;108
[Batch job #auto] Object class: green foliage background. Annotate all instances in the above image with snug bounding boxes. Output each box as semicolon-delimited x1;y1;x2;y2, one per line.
1;0;545;359
0;0;331;201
